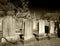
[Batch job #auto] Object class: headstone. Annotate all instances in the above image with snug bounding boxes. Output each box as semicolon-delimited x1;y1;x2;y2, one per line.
39;20;45;35
33;20;39;33
3;11;16;37
50;21;54;34
24;19;33;40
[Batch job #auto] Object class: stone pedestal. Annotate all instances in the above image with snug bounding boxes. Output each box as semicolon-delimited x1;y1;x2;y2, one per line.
24;19;33;40
39;20;45;36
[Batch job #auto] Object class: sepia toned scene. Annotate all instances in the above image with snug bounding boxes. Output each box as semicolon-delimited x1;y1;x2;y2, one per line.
0;0;60;46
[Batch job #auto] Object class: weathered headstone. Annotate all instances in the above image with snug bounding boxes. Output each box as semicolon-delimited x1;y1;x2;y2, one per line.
50;21;55;37
0;11;4;42
33;20;39;33
24;19;33;40
39;20;45;36
3;11;16;37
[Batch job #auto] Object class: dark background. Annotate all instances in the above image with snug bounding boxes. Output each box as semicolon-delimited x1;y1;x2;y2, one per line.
8;0;60;9
0;0;60;11
28;0;60;10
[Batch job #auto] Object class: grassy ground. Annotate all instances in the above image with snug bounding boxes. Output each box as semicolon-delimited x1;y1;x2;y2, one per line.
0;38;60;46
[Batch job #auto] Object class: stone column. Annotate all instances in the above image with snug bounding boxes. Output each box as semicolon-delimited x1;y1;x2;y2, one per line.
39;20;45;36
50;21;55;36
24;19;33;40
3;11;16;37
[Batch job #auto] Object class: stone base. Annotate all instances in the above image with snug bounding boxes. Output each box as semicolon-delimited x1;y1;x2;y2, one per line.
39;33;46;37
24;37;36;46
1;36;20;43
24;37;35;43
24;35;34;41
38;33;47;40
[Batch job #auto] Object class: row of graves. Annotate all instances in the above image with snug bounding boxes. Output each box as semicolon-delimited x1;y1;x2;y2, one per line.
0;10;59;44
